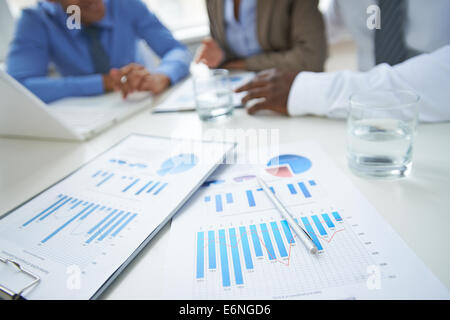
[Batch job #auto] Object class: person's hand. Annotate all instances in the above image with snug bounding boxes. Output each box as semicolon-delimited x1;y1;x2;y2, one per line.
194;38;225;68
235;69;299;115
139;73;171;95
102;63;170;98
103;63;149;98
102;69;122;93
116;63;151;99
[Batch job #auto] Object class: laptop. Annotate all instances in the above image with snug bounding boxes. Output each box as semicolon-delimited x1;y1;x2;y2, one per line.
0;69;153;141
0;0;15;63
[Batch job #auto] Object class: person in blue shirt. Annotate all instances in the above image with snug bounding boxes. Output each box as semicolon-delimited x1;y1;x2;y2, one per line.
6;0;192;103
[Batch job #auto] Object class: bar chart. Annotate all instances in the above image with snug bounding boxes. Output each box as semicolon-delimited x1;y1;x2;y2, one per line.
164;142;450;300
91;170;169;198
194;212;347;288
89;153;199;199
203;179;320;215
21;193;138;246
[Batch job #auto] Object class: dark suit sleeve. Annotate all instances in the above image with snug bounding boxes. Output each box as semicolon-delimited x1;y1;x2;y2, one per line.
245;0;327;72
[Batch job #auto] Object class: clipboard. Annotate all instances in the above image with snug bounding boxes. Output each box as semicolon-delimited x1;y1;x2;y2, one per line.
0;257;40;300
0;134;235;300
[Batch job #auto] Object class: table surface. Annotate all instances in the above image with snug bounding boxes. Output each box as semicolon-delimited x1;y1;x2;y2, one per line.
1;42;449;299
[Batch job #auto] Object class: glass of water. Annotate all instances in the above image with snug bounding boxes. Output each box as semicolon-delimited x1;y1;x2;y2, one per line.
347;90;420;179
192;69;234;121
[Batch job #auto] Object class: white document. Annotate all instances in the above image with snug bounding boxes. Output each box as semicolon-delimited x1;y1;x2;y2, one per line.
0;134;234;299
152;72;254;113
163;142;449;299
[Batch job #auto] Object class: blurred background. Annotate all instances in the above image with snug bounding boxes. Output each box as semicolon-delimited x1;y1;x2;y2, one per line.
1;0;357;72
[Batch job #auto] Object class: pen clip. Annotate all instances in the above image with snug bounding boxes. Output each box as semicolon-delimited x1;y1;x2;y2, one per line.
299;226;314;242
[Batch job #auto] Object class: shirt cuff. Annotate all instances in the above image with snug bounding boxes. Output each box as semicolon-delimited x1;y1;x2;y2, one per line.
287;72;328;117
155;62;189;85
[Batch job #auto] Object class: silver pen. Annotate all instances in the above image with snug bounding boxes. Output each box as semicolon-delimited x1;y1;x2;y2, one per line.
256;176;318;254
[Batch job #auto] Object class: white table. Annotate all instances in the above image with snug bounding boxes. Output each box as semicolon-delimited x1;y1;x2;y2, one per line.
1;42;449;298
1;106;449;299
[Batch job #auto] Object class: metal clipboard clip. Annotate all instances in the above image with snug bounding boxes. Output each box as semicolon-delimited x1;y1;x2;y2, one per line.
0;257;40;300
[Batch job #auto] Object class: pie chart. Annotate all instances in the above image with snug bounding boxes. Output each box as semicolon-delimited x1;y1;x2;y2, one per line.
266;154;312;177
157;154;198;176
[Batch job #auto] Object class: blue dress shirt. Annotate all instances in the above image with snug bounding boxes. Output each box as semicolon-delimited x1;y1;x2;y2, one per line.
224;0;262;58
6;0;192;103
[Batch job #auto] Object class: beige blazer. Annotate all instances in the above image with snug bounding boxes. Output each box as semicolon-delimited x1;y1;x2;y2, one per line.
206;0;327;72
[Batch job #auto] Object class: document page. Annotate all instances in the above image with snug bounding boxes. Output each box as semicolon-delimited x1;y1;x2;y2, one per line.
163;142;449;299
0;134;234;299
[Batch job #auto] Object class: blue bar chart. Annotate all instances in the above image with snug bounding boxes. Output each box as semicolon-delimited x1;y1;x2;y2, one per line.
22;194;138;245
194;212;344;287
239;227;253;270
332;211;343;221
322;213;335;228
229;228;244;285
208;230;216;269
300;217;323;251
196;232;204;279
91;170;169;198
219;230;230;287
203;179;319;214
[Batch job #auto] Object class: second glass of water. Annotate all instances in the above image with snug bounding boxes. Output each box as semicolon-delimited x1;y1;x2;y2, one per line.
347;90;420;179
193;69;233;121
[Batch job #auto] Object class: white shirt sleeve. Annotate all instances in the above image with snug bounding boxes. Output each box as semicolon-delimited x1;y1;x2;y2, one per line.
287;45;450;122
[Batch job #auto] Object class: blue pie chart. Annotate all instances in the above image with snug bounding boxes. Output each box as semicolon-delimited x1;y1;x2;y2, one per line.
266;154;312;177
157;154;198;176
